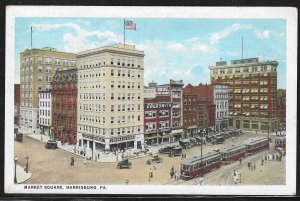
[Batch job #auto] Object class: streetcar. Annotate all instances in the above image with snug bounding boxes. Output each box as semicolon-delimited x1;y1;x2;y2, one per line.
218;143;246;164
180;152;222;180
243;137;269;155
274;136;286;151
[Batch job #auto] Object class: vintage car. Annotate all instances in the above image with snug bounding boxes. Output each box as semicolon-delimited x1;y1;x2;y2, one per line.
195;136;206;145
179;139;191;149
45;140;58;149
211;136;225;145
146;154;163;165
189;137;198;147
133;148;149;156
158;146;174;154
14;132;23;142
117;157;132;169
168;146;182;157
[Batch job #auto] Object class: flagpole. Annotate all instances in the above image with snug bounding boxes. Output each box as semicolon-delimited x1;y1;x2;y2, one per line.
31;26;33;49
124;19;125;48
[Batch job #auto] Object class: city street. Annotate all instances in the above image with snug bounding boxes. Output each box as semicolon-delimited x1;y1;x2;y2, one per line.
14;132;285;185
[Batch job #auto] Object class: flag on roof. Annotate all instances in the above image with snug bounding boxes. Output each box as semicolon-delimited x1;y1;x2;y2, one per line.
125;20;136;30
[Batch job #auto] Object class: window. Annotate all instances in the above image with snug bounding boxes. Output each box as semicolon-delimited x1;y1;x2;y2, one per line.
111;105;114;112
111;93;114;100
111;117;114;124
111;81;114;88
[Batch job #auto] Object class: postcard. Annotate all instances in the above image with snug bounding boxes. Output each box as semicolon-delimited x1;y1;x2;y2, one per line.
5;6;297;195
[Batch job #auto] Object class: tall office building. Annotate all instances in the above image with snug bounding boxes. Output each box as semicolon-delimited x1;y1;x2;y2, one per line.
209;57;278;132
19;47;77;132
76;44;145;156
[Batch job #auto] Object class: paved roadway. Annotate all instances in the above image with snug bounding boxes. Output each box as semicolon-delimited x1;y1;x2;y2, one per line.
14;132;284;185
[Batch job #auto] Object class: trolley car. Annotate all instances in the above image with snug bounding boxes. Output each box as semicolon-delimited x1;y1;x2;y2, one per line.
243;137;269;155
218;143;246;164
180;152;222;180
275;136;286;150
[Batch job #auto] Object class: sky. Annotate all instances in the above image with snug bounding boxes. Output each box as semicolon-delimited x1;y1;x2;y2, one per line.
15;18;286;88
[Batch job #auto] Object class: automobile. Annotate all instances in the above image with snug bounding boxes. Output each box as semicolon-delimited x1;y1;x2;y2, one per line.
14;132;23;142
212;136;225;145
146;154;163;164
206;135;214;143
117;157;132;169
45;140;58;149
168;146;182;157
195;136;206;145
158;146;174;154
189;138;198;147
179;139;191;149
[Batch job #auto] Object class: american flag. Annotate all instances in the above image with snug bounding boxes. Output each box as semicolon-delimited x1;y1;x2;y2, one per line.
125;20;136;30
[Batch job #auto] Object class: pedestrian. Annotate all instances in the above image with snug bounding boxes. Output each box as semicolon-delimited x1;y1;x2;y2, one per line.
170;171;174;179
247;162;250;169
177;171;180;180
261;159;264;166
181;153;184;159
239;158;242;165
174;171;177;180
272;154;275;160
254;162;256;170
194;180;198;185
199;177;204;185
84;158;87;165
70;157;74;166
234;170;236;176
171;166;174;174
234;175;238;184
265;155;267;162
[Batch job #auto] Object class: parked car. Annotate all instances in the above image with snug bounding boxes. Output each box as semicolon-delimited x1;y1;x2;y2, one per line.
159;146;174;154
133;148;149;156
195;136;206;145
206;135;214;143
168;146;182;157
211;136;225;145
146;154;163;164
179;139;191;149
14;132;23;142
45;140;58;149
189;138;198;147
117;157;132;169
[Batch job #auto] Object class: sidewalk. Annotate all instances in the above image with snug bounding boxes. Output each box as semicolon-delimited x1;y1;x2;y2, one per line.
15;164;32;184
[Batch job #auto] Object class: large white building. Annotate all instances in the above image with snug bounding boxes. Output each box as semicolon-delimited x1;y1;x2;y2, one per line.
76;44;145;156
213;84;229;132
38;91;52;136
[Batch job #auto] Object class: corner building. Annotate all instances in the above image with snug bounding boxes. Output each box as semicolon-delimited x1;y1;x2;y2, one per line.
19;48;77;132
77;44;145;154
209;58;278;132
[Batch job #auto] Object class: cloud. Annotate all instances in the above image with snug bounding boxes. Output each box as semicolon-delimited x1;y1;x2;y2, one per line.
32;22;122;52
167;43;186;52
256;30;270;39
192;43;210;53
210;23;242;44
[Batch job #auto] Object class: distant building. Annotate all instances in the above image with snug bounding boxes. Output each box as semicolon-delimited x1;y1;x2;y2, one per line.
277;89;286;130
14;84;20;125
38;91;52;136
19;47;77;132
51;69;78;144
209;57;278;132
144;81;157;99
144;79;184;145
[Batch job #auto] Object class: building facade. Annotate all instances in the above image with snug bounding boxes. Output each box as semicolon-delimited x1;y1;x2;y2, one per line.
51;69;78;144
213;84;229;131
38;91;52;136
209;57;278;132
14;84;20;125
76;44;145;157
144;79;184;145
19;47;77;132
183;84;216;137
277;89;286;130
144;81;157;99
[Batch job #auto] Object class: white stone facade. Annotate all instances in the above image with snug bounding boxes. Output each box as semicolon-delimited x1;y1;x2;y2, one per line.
19;107;38;133
38;91;52;136
213;84;229;132
76;44;145;155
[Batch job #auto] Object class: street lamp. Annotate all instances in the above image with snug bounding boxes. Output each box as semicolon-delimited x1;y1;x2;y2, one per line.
25;156;29;173
14;156;18;183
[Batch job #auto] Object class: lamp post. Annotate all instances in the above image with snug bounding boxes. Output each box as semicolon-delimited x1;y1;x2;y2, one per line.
92;127;94;161
25;156;29;173
14;156;18;183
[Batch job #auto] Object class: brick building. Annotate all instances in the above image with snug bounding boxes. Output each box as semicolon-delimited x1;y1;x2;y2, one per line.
183;84;216;138
209;57;278;132
14;84;20;125
144;79;184;145
51;69;78;144
277;89;286;130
